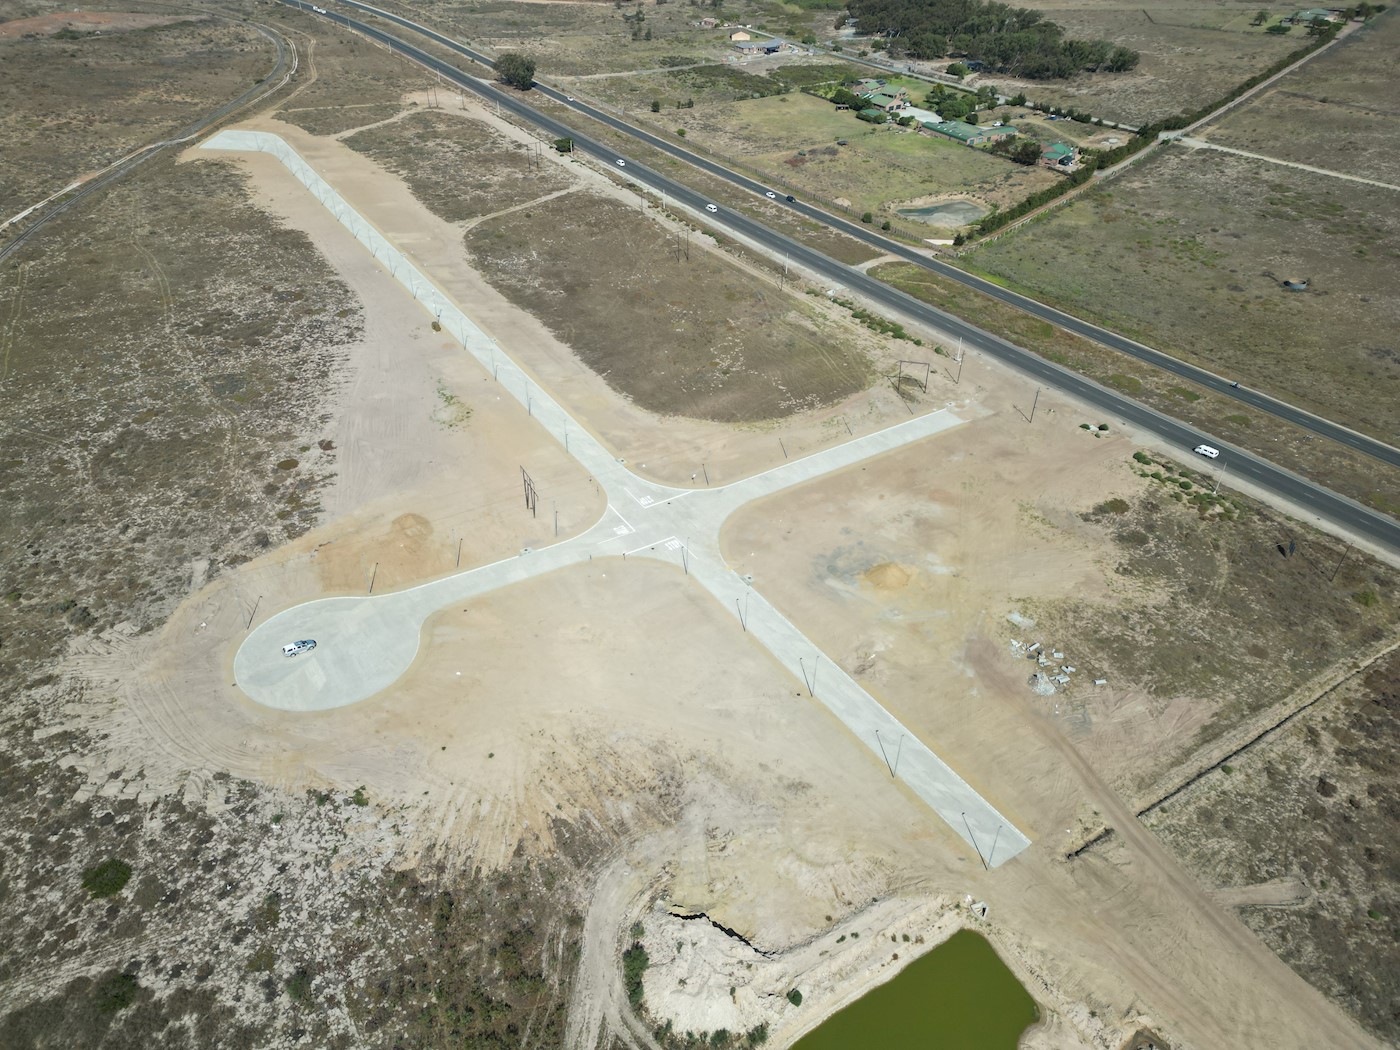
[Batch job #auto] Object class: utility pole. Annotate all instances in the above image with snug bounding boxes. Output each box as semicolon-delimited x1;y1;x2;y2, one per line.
1331;543;1352;582
1029;386;1041;423
1213;462;1228;494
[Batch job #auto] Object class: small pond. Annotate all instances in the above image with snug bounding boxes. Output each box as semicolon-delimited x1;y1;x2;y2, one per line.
896;200;988;226
791;929;1038;1050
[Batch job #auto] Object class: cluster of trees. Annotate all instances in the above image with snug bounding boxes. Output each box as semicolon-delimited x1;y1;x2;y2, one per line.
841;0;1140;79
991;137;1044;165
926;82;997;120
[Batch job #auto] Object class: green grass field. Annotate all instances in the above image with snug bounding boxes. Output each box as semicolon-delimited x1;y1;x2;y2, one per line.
682;92;1056;215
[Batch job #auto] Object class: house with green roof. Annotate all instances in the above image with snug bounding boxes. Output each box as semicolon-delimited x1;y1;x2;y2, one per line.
1284;7;1340;21
923;120;1015;146
863;91;907;112
1041;142;1078;169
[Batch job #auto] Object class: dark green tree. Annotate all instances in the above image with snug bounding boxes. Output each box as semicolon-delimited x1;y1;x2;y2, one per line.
495;52;536;90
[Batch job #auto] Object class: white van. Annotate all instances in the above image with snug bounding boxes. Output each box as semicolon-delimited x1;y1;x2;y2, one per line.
1193;445;1220;459
282;640;317;657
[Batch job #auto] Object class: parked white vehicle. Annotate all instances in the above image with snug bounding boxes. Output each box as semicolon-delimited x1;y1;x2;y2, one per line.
282;640;318;657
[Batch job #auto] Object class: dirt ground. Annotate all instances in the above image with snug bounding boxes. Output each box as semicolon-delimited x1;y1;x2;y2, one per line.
12;30;1394;1046
1201;8;1400;184
39;101;1380;1050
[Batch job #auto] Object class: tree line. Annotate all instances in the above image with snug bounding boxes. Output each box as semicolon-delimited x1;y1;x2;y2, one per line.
841;0;1139;79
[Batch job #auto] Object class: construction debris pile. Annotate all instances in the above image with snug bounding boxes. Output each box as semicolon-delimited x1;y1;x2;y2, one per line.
1009;638;1105;695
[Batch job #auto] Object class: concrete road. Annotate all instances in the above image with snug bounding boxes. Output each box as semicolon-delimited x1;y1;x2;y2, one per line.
210;130;1029;868
276;0;1400;558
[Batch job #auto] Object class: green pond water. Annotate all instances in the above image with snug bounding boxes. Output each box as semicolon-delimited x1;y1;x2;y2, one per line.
791;929;1038;1050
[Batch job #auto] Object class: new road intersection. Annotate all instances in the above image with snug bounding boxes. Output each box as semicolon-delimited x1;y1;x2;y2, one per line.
213;130;1030;871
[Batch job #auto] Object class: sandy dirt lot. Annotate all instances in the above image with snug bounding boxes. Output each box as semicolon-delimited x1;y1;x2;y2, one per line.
53;90;1387;1050
720;391;1385;1050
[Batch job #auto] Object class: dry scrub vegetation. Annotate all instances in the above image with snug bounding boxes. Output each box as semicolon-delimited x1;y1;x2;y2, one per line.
0;158;357;674
872;261;1400;516
963;146;1400;464
0;155;596;1047
1030;449;1399;797
343;109;573;222
965;0;1304;125
1205;9;1400;183
466;191;873;422
0;17;274;217
1148;647;1400;1045
269;11;435;136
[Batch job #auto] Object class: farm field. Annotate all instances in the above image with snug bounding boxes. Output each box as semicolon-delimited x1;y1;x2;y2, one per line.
961;145;1400;454
0;14;274;218
1202;9;1400;184
952;2;1306;126
679;92;1058;219
563;57;861;115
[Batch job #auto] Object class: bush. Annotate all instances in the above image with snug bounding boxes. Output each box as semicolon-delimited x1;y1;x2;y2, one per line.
286;965;314;1004
553;137;574;153
786;988;803;1006
880;220;891;230
623;942;650;1006
1132;451;1152;464
1095;498;1130;515
861;211;873;223
82;858;132;898
947;62;968;77
495;52;536;90
651;99;661;112
93;972;140;1015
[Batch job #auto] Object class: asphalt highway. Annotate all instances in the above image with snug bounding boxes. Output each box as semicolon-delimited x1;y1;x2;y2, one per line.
281;0;1400;554
318;0;1398;470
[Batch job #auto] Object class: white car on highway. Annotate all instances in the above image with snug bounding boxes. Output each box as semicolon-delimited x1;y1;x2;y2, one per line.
615;158;626;167
1193;444;1220;459
705;203;718;213
765;191;777;199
